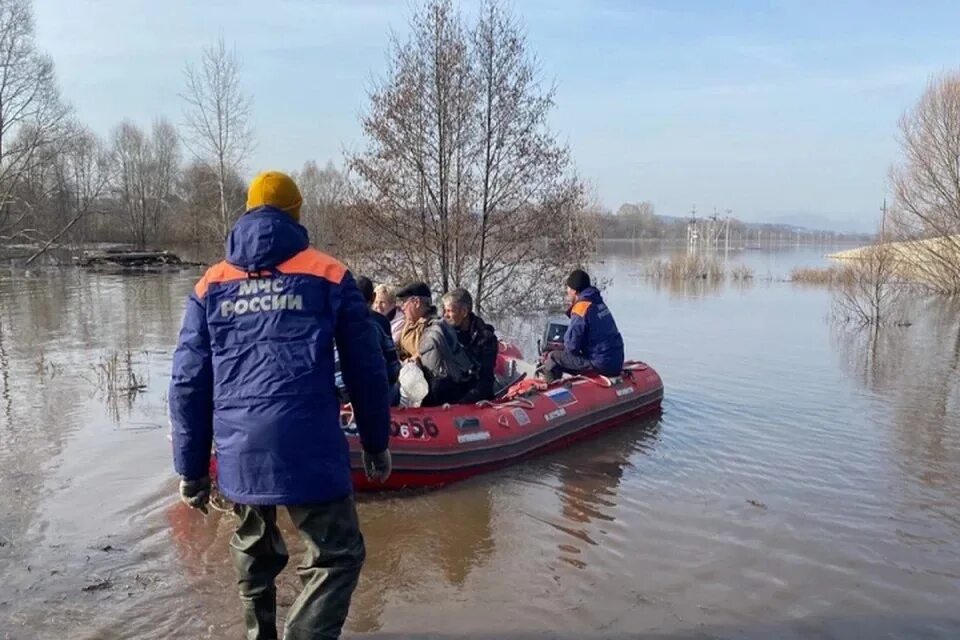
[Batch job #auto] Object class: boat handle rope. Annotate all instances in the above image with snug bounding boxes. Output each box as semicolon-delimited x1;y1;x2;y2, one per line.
582;375;615;388
475;398;537;410
578;362;648;387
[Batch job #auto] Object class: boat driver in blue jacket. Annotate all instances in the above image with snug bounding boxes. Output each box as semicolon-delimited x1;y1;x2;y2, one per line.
169;170;391;640
541;269;625;382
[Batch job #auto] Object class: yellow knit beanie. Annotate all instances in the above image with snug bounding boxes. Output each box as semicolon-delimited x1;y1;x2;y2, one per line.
246;171;303;221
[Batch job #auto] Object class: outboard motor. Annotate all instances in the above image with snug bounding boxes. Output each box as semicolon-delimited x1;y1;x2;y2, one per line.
538;316;569;356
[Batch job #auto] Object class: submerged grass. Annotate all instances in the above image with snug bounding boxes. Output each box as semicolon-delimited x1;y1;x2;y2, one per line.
644;254;753;282
790;266;852;286
730;264;755;281
85;348;147;421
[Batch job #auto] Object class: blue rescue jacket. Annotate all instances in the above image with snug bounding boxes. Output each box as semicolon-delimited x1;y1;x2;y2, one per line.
564;287;625;376
169;207;390;505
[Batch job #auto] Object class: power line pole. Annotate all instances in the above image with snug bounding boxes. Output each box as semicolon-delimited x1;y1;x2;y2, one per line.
880;198;887;243
724;209;731;259
687;205;698;252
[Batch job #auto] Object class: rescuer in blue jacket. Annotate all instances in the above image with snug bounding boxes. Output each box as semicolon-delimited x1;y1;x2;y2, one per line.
542;269;625;382
169;170;391;640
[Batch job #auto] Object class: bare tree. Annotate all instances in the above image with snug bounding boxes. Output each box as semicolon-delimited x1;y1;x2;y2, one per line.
350;0;591;312
24;124;110;264
889;71;960;294
294;160;348;252
0;0;69;242
176;158;245;257
7;127;61;241
471;0;574;309
617;202;654;218
178;159;219;249
181;38;253;240
351;0;475;292
833;243;904;326
110;119;180;249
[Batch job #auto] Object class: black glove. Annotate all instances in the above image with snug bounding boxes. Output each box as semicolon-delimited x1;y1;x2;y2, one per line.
361;449;392;483
179;476;211;514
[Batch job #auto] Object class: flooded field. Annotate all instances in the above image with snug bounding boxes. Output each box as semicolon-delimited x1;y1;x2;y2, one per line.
1;244;958;639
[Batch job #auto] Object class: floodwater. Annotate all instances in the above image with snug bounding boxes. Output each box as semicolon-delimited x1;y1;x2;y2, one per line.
1;244;958;639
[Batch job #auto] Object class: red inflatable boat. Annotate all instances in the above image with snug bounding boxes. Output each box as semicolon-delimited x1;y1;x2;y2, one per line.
342;358;663;491
201;319;663;492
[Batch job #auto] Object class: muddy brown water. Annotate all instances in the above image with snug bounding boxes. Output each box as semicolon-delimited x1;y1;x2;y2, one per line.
1;245;958;639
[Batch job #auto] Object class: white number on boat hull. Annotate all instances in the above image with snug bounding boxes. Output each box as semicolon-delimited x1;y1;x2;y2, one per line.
544;408;567;422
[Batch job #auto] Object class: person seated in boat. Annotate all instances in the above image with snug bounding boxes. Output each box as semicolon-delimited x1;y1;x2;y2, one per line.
373;283;405;343
396;281;478;406
541;269;625;383
441;287;498;403
356;276;401;398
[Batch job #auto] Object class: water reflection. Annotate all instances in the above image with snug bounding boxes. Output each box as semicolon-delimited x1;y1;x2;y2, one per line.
164;481;498;634
833;295;960;426
832;323;911;393
646;276;725;299
0;315;12;428
166;501;234;579
349;485;497;632
549;415;661;570
833;297;960;542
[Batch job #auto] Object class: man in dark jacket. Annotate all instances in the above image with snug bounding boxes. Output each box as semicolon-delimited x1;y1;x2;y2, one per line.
395;282;477;406
356;276;401;387
442;287;498;403
169;171;391;640
542;269;625;383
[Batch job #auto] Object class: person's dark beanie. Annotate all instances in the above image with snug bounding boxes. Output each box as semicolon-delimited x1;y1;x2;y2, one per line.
566;269;591;293
356;276;374;304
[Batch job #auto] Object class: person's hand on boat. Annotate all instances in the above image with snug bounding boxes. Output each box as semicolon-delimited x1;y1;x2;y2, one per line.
362;448;392;483
179;476;211;514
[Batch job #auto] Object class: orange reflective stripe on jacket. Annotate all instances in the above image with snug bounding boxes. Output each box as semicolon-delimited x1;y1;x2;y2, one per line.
277;248;347;284
192;248;347;299
194;262;248;298
571;300;592;317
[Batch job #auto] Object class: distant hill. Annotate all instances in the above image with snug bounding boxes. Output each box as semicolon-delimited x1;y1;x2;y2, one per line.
766;212;877;235
659;212;875;234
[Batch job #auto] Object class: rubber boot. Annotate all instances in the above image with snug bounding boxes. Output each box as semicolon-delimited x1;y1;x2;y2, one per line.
230;505;289;640
241;587;279;640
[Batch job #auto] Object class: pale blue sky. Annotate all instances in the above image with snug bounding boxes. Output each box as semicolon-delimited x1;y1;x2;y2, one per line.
34;0;960;231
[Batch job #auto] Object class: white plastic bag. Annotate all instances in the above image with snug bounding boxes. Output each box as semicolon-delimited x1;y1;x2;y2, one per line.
398;361;429;408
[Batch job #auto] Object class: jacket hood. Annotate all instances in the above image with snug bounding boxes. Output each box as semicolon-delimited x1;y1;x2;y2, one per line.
566;287;603;317
226;206;309;272
577;287;603;304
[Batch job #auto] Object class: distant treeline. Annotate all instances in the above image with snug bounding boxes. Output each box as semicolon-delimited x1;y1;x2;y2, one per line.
597;202;874;244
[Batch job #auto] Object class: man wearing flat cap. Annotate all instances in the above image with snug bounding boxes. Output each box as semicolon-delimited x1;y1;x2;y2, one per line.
395;281;477;405
542;268;624;382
